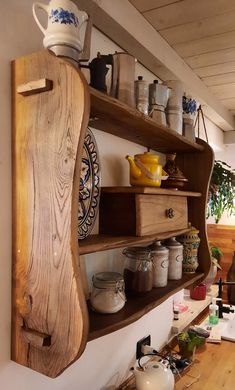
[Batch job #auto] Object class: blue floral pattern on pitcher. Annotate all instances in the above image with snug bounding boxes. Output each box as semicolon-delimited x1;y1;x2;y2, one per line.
49;8;79;27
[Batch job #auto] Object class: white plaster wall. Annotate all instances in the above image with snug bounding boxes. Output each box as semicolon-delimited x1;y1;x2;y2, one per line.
0;1;227;389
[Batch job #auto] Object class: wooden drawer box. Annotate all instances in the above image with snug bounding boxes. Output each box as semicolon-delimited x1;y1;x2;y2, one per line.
99;191;188;236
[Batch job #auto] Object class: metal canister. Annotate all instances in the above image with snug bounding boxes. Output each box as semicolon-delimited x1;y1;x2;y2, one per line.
150;241;169;287
165;237;183;280
135;76;149;115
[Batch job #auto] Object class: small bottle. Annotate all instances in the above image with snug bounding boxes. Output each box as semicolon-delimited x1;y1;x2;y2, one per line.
209;298;221;325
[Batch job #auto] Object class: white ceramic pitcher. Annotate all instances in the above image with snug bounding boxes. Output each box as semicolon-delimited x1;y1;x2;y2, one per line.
33;0;89;61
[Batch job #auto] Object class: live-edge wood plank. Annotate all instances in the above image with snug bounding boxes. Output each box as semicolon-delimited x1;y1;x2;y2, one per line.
12;50;90;378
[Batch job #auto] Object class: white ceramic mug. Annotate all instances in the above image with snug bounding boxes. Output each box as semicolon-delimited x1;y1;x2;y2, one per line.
32;0;88;53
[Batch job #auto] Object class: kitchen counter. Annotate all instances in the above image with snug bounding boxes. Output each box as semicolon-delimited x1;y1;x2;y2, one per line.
175;339;235;390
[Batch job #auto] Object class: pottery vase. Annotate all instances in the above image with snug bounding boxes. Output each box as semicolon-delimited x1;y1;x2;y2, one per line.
178;227;200;273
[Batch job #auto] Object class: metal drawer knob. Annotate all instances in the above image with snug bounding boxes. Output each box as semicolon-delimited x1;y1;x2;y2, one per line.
166;208;175;219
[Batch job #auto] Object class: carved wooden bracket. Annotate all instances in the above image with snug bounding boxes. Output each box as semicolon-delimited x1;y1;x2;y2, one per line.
12;50;90;378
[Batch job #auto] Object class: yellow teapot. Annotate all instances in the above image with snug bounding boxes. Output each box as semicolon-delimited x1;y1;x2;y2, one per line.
126;151;168;187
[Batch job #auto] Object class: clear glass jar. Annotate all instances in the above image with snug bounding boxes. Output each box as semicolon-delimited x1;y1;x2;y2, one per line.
123;247;153;294
90;272;126;314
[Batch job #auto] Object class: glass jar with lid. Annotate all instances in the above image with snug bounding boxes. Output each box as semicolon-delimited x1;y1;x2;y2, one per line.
90;272;126;314
123;246;153;294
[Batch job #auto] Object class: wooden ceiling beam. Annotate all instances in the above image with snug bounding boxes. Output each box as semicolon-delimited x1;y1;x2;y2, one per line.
75;0;235;131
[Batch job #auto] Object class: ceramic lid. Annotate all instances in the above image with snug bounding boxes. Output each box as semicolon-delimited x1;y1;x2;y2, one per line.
165;237;182;247
92;272;124;289
150;240;169;253
134;151;160;164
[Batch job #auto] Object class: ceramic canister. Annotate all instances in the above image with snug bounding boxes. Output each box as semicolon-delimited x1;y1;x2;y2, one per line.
150;241;169;287
165;237;183;280
177;226;200;273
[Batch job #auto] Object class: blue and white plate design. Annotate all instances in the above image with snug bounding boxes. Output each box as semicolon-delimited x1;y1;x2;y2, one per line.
49;8;79;27
78;128;100;240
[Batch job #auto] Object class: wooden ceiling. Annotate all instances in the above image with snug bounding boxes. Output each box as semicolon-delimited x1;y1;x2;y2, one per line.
130;0;235;116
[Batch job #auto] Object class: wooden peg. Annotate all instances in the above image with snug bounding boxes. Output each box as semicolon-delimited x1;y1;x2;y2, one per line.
17;78;53;96
22;327;51;348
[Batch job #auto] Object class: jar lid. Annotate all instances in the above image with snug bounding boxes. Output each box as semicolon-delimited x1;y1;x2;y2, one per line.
92;272;124;289
165;237;182;247
150;240;168;253
123;246;152;260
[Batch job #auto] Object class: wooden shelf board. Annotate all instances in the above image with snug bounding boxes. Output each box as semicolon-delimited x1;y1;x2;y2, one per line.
101;186;202;197
88;272;204;341
89;87;204;153
79;229;191;255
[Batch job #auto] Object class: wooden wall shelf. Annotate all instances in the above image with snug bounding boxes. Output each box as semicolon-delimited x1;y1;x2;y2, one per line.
101;186;202;197
89;87;204;153
88;272;204;341
12;50;214;378
79;229;191;255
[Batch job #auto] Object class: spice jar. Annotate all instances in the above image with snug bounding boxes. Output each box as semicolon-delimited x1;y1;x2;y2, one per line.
123;247;153;294
149;241;169;287
165;237;183;280
90;272;126;314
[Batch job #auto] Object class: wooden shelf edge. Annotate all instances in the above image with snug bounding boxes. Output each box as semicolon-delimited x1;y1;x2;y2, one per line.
79;228;191;255
89;87;204;153
101;186;202;197
88;272;204;341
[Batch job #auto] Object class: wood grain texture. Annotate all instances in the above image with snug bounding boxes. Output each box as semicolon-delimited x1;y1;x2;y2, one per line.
79;229;192;255
174;31;235;58
207;224;235;302
159;11;235;45
99;193;187;237
12;50;90;377
136;194;188;236
186;48;235;69
176;139;214;277
102;186;202;197
202;72;235;87
89;87;204;153
88;273;204;340
142;0;235;31
175;340;235;389
17;78;53;96
196;61;235;78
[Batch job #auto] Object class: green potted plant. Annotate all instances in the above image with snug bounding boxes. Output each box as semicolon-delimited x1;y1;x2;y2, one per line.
204;244;223;291
177;330;205;361
207;160;235;223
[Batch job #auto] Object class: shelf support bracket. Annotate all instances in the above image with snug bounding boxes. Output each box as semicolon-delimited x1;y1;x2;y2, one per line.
12;50;90;378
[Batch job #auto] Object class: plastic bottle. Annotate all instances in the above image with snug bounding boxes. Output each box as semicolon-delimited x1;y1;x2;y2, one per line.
209;298;221;325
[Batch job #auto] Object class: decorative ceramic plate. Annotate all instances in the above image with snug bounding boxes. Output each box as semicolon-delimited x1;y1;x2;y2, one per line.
78;128;101;240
